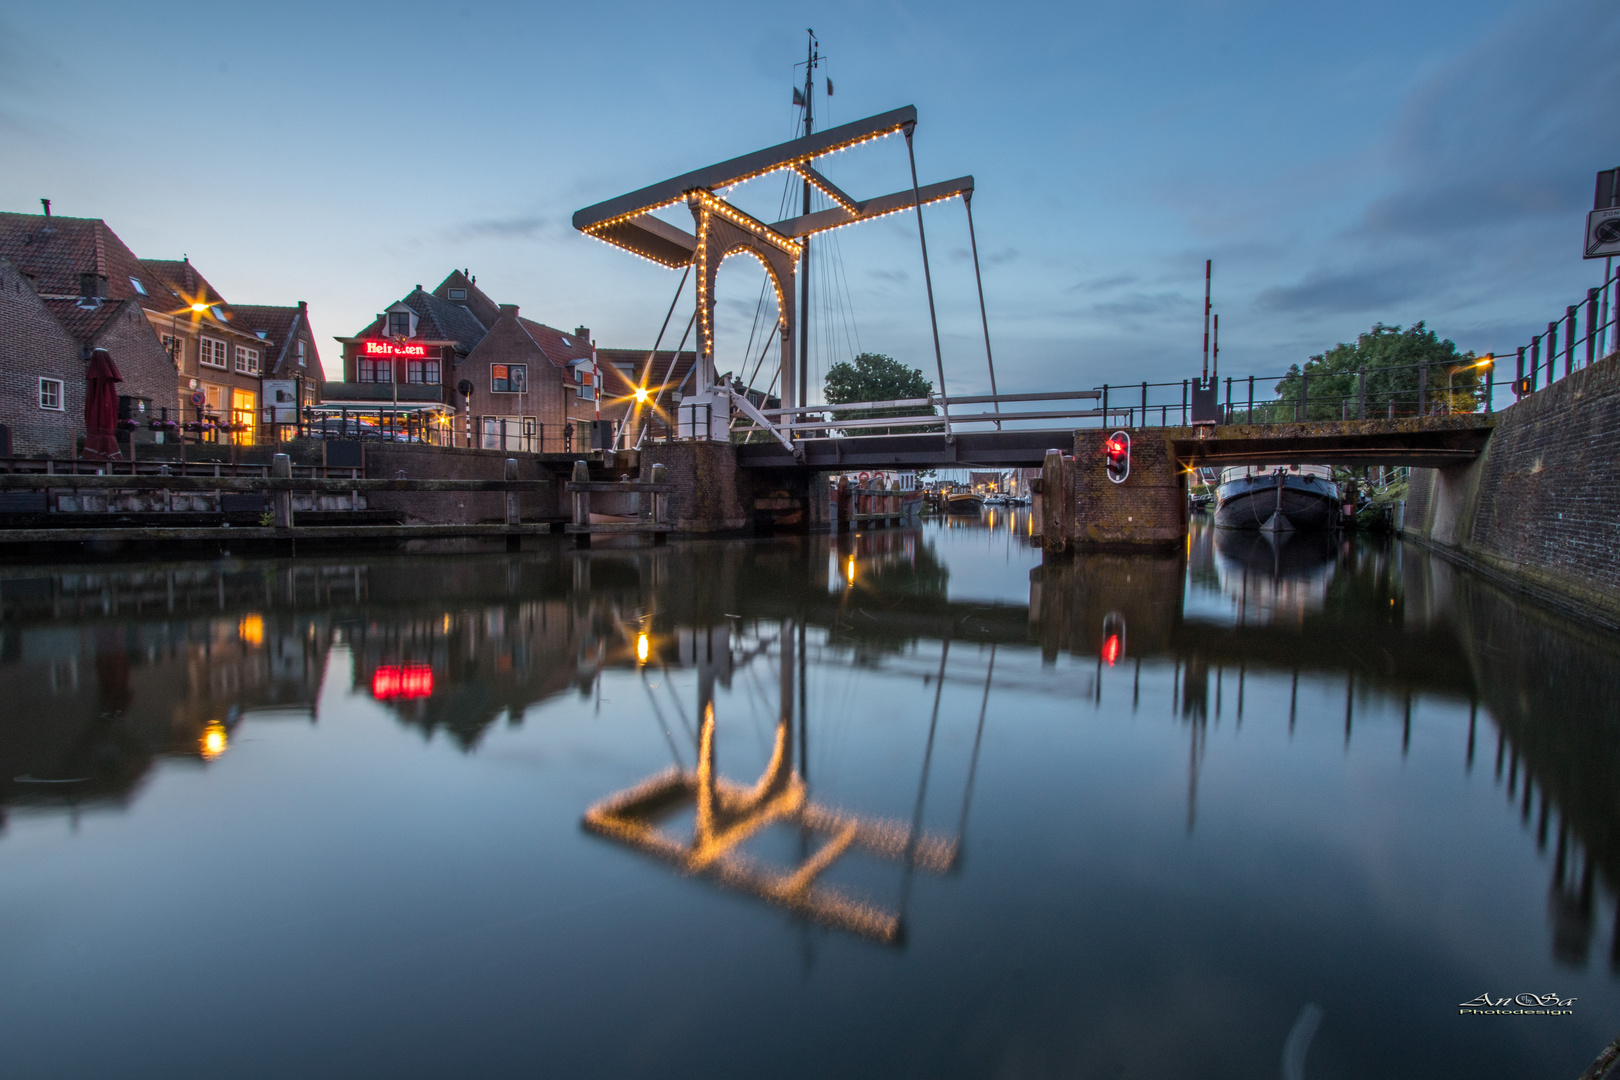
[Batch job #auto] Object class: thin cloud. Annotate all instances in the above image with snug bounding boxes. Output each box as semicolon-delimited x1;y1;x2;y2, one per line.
1363;0;1620;239
1255;263;1433;316
452;216;549;241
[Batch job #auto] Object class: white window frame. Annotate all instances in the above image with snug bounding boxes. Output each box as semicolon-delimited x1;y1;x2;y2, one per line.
38;377;64;411
296;339;306;366
234;345;260;374
199;336;228;369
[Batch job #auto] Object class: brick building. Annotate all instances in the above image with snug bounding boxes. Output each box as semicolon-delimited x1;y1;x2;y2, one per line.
0;255;177;457
232;302;322;437
136;258;270;443
329;271;603;451
0;208;319;447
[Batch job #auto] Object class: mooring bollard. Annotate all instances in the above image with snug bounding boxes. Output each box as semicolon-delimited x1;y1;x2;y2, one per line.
650;462;668;544
271;453;293;529
572;460;591;548
504;458;521;551
1041;449;1067;556
504;458;520;526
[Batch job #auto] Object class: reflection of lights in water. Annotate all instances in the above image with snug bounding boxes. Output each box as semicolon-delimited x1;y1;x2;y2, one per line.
636;632;649;663
846;556;856;585
200;721;228;760
372;664;434;699
238;614;263;646
1102;634;1122;666
442;613;452;633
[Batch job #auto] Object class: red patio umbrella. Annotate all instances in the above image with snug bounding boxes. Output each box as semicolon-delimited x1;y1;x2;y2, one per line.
83;347;123;460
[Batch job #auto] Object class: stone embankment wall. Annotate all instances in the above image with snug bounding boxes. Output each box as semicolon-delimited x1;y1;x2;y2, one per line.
363;443;563;525
1405;350;1620;628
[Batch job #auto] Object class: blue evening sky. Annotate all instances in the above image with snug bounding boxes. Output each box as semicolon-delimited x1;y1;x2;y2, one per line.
3;0;1616;398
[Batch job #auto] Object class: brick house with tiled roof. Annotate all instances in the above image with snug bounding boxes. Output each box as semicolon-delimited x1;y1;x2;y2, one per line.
135;257;269;440
332;271;604;451
0;255;177;457
233;302;322;432
0;210;278;444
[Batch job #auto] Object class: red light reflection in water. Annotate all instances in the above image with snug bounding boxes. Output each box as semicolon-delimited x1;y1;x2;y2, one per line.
1101;635;1122;666
372;664;434;699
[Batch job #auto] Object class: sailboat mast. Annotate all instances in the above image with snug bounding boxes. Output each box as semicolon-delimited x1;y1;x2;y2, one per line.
797;30;817;414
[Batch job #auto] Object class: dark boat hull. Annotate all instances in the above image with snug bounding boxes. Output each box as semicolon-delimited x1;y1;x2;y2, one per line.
1214;473;1337;531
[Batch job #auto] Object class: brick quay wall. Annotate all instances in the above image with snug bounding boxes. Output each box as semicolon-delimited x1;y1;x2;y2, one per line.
1405;349;1620;629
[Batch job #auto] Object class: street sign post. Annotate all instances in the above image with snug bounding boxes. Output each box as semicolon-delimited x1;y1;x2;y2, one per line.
1584;206;1620;259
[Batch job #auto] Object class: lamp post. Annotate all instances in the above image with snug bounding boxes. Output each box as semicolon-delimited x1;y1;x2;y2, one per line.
1448;356;1493;414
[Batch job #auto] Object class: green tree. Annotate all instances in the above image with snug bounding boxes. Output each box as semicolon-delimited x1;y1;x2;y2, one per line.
1266;322;1481;421
823;352;938;435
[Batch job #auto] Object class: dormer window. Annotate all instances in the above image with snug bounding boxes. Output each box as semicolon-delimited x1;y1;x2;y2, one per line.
447;288;467;301
389;310;412;337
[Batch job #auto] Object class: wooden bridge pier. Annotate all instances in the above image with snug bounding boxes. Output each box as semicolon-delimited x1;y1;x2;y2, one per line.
565;460;674;548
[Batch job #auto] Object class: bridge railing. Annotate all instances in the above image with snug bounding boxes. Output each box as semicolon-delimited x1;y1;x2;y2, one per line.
730;389;1106;441
730;266;1620;442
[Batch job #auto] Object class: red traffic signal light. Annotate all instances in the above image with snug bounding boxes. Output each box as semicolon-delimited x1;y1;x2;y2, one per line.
1104;431;1130;483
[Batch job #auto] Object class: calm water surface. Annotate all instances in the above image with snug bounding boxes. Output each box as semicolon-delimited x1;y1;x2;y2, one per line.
1;513;1617;1078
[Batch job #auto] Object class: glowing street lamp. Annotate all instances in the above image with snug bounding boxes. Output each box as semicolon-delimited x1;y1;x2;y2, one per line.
1448;355;1494;414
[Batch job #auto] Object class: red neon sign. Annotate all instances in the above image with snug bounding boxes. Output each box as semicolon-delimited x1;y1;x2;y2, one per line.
372;664;435;699
361;340;431;359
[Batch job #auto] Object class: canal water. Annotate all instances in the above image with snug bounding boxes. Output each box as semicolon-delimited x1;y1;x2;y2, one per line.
0;513;1616;1078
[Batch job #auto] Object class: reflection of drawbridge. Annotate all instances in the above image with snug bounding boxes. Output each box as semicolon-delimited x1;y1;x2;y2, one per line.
584;704;956;945
584;620;987;945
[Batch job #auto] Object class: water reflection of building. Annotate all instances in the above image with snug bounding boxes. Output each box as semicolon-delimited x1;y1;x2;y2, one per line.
2;531;1617;972
0;566;332;818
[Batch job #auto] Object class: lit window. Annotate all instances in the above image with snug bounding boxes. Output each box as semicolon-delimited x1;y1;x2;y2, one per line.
490;364;527;393
447;288;467;301
199;337;228;368
234;346;260;374
38;377;64;410
203;384;224;412
129;277;147;295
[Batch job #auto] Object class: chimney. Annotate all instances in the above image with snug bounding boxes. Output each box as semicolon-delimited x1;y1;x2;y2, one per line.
297;300;307;311
574;326;590;343
499;304;519;318
40;198;50;218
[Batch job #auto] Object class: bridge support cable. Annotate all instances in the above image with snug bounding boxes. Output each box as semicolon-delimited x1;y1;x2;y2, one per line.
963;194;1001;430
904;124;952;442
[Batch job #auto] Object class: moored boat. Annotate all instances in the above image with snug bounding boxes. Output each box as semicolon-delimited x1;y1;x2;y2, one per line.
1214;465;1338;531
946;492;985;514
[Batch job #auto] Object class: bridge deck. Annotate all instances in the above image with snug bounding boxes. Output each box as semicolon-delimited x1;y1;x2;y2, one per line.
735;416;1495;470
